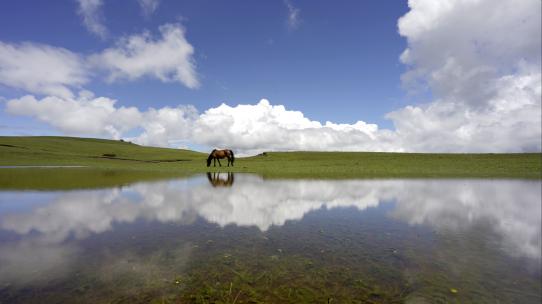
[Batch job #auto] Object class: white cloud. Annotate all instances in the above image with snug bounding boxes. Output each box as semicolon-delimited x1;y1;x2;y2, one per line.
398;0;540;107
5;93;197;147
5;95;403;154
129;105;198;147
388;69;541;152
138;0;160;17
0;42;88;99
76;0;108;39
90;23;199;88
393;0;541;152
6;93;142;139
0;22;199;95
192;99;399;154
5;93;540;154
284;0;301;30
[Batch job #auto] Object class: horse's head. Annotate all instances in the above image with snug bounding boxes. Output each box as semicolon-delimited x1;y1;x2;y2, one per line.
206;150;215;167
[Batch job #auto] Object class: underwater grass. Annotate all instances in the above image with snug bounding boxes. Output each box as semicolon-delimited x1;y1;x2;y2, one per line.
5;207;537;303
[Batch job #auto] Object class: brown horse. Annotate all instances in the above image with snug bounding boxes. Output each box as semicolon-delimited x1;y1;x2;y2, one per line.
206;149;235;167
206;172;234;187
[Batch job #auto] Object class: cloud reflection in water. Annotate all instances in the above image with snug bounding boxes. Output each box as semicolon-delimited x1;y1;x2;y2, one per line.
0;175;540;283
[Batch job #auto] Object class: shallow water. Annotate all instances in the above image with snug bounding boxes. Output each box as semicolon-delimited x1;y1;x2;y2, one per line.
0;173;540;303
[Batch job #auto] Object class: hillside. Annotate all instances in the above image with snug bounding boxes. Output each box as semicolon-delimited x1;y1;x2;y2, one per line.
0;136;205;167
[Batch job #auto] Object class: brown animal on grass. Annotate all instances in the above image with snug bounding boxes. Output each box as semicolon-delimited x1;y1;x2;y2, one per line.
206;149;235;167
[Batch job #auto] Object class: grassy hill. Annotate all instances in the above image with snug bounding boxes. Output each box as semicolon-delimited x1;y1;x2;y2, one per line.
0;136;205;166
0;136;540;189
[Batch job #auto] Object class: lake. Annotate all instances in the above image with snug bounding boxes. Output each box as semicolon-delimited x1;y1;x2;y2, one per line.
0;173;540;303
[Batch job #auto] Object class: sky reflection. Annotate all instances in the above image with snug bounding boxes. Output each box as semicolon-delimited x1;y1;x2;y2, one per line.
0;175;540;285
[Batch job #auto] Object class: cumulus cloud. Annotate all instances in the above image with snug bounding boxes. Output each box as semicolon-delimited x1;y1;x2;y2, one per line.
138;0;160;17
284;0;301;30
394;0;541;152
5;96;401;154
5;92;198;147
5;93;539;154
192;99;399;154
129;104;198;147
6;93;142;139
90;23;199;88
0;22;199;95
0;42;88;99
388;69;541;152
76;0;108;39
398;0;540;96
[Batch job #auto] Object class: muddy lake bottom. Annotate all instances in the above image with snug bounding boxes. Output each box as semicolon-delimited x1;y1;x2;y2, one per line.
0;173;540;303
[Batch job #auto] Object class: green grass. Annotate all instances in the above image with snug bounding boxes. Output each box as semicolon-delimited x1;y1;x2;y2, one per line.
0;136;540;189
244;151;541;179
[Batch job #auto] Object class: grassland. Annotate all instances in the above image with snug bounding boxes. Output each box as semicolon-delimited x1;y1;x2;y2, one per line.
0;136;540;189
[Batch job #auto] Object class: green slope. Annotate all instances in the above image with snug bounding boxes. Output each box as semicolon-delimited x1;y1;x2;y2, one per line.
0;136;205;166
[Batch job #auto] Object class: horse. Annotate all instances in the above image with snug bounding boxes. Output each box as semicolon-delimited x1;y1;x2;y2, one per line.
206;172;235;187
206;149;235;167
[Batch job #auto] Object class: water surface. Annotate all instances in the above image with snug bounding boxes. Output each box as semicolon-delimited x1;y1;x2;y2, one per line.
0;174;540;303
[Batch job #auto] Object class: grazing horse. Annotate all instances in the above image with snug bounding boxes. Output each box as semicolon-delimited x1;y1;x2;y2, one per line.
207;172;235;187
206;149;235;167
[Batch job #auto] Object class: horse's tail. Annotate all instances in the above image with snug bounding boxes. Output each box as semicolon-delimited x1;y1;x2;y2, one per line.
230;150;235;166
207;149;216;167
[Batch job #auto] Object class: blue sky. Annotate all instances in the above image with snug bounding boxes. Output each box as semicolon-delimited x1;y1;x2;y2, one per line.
1;1;408;127
0;0;540;154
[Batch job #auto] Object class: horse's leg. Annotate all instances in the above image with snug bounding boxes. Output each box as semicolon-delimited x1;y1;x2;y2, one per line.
217;158;222;166
213;158;216;167
227;157;230;167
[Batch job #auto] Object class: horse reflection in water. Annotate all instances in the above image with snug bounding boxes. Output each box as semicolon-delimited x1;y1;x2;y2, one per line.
206;172;235;187
206;149;235;167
